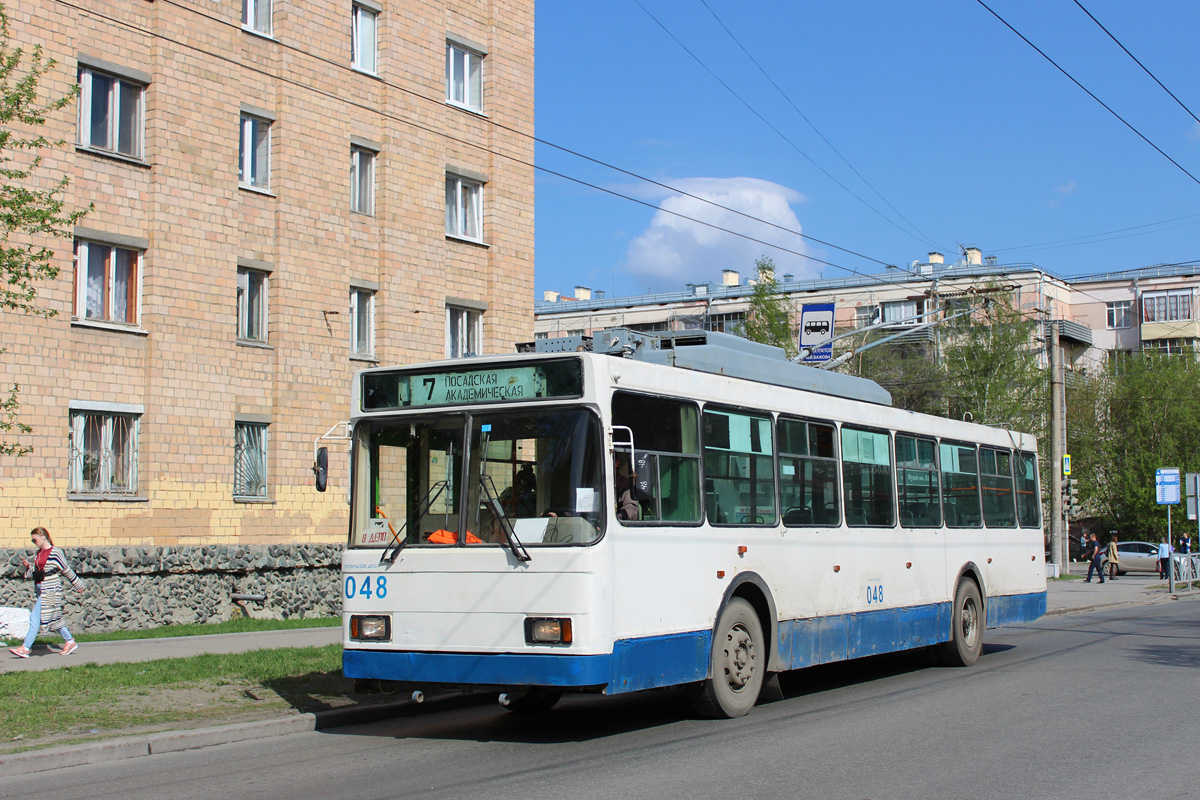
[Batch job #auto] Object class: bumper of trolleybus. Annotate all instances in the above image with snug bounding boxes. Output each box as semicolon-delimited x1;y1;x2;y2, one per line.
343;629;715;695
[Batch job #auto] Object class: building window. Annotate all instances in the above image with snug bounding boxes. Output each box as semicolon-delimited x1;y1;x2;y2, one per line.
705;312;746;334
1106;301;1133;329
445;174;483;241
881;299;921;325
350;146;375;215
855;306;878;328
533;331;548;340
238;114;271;190
73;240;140;325
234;422;268;498
242;0;272;36
350;287;375;358
446;41;483;111
77;67;144;159
1141;338;1196;355
1142;290;1193;323
237;267;268;342
352;4;378;73
69;411;139;495
447;305;482;358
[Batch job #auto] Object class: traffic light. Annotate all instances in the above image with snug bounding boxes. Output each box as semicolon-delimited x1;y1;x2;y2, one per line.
1062;479;1081;516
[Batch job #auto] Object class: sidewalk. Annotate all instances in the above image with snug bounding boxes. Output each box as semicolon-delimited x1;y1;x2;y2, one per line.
1044;563;1177;616
2;625;340;673
1;568;1188;777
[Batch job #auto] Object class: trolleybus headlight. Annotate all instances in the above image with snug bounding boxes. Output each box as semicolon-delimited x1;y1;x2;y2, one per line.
350;615;391;641
525;617;572;645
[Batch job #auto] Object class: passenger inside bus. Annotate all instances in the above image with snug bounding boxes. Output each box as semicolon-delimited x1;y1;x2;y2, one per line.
614;452;640;520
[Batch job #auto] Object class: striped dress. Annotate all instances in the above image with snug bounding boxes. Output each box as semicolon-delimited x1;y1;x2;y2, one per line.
27;548;84;632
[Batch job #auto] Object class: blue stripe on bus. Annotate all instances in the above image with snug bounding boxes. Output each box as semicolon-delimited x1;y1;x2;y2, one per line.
985;590;1047;627
343;591;1046;693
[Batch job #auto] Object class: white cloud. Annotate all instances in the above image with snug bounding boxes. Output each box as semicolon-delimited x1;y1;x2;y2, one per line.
620;177;813;290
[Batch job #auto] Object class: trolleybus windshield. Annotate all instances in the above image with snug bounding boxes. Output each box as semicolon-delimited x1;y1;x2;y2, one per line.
350;408;605;549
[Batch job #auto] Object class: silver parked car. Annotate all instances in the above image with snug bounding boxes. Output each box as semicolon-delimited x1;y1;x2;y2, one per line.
1113;541;1160;574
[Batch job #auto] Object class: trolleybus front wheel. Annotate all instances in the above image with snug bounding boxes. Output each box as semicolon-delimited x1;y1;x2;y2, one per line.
689;597;764;718
937;578;983;667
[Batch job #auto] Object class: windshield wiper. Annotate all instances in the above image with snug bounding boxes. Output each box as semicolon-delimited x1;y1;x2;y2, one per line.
380;480;448;565
481;473;531;562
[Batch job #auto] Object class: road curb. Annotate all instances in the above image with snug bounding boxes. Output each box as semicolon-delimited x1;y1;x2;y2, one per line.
1044;593;1181;617
0;700;411;777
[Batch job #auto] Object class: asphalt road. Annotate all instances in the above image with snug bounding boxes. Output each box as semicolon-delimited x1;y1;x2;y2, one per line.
3;599;1197;800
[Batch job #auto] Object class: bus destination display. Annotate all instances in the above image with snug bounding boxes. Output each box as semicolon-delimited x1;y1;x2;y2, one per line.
362;359;582;410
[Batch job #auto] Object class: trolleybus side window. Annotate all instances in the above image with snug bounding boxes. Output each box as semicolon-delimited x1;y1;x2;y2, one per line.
895;433;941;528
703;407;777;526
1016;451;1041;529
610;392;701;524
841;426;894;527
777;417;839;527
980;447;1016;528
940;441;981;528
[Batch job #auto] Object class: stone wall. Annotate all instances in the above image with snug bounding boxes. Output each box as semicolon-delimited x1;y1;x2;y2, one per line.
0;545;342;634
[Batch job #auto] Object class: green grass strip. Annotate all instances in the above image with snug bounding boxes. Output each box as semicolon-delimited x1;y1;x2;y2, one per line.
0;644;346;748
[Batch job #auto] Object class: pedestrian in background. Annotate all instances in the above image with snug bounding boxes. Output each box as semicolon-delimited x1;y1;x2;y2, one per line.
1157;537;1173;581
1084;533;1106;584
1181;534;1192;555
1106;536;1120;581
8;527;84;658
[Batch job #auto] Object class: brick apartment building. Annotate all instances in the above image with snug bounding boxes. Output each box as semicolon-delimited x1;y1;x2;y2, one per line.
1;0;535;552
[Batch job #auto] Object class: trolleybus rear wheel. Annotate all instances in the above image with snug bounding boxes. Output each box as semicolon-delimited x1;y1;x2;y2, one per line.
689;597;764;718
938;578;983;667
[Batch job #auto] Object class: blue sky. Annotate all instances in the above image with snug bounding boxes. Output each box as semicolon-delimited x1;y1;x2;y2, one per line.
534;0;1200;298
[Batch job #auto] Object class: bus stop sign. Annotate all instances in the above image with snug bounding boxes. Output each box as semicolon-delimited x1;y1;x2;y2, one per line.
1156;468;1181;505
799;304;834;363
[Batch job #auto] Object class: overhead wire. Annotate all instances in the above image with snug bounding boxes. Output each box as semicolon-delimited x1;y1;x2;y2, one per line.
989;210;1200;254
1071;0;1200;128
631;0;937;250
769;0;957;248
695;0;943;250
975;0;1200;187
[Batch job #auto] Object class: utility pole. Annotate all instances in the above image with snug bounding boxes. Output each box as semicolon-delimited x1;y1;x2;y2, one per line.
1049;320;1065;573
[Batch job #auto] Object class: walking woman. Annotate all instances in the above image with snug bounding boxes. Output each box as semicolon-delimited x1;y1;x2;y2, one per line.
1106;536;1120;581
9;527;84;658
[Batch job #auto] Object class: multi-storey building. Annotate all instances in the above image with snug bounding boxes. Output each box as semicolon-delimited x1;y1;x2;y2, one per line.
534;249;1200;370
1;0;535;552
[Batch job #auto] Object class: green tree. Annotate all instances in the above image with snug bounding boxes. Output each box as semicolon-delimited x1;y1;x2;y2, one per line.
0;6;88;455
740;256;797;358
851;330;948;416
939;291;1045;435
849;288;1044;432
1084;351;1200;539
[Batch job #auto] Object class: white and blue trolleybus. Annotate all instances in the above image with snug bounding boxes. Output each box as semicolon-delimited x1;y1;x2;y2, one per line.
339;329;1047;717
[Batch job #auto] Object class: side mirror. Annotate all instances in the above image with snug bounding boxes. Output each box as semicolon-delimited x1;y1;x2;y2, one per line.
313;446;328;492
632;451;656;501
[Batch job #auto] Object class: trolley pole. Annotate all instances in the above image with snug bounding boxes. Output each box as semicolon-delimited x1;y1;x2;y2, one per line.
1049;321;1065;574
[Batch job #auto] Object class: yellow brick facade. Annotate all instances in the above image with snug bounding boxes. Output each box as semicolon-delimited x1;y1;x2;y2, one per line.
0;0;535;548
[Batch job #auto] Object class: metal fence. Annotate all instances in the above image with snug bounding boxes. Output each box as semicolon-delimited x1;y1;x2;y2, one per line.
1168;553;1200;594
